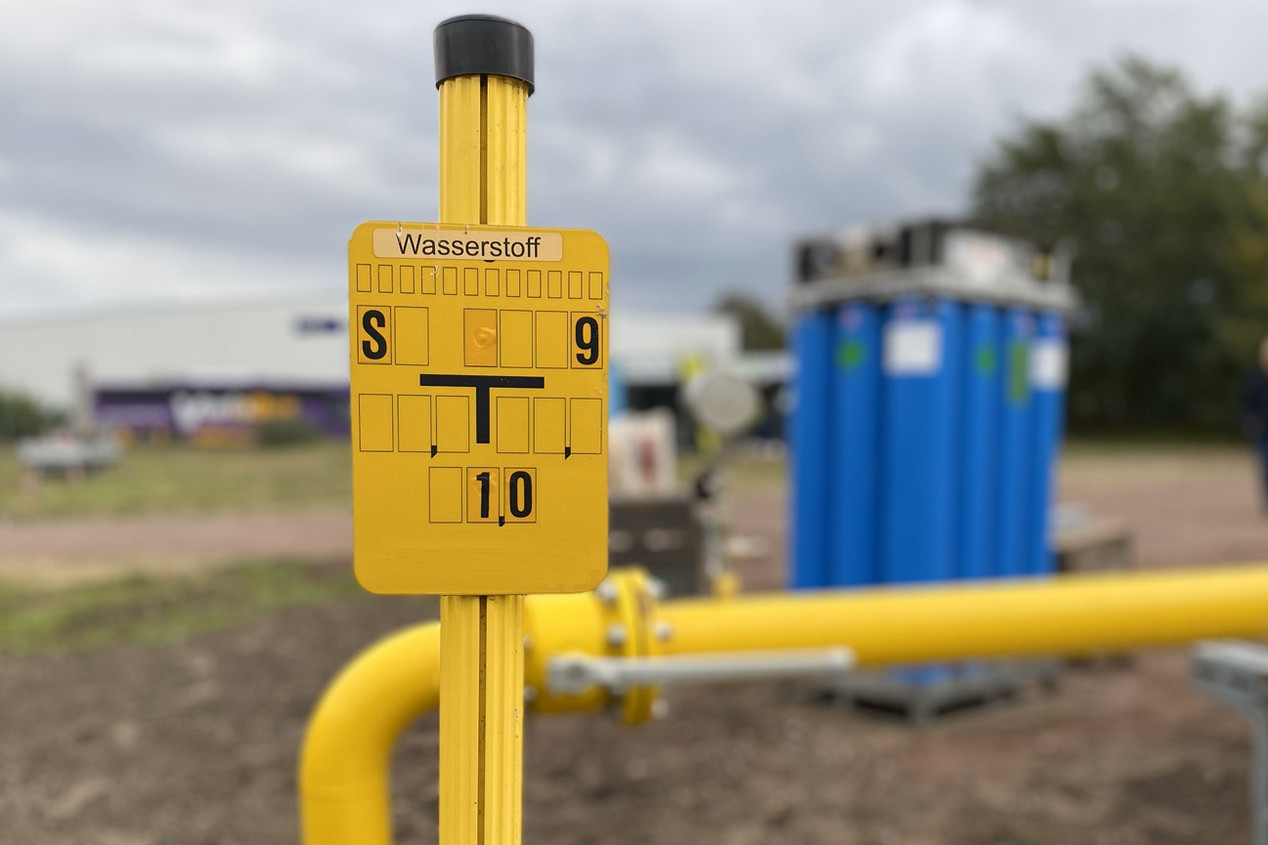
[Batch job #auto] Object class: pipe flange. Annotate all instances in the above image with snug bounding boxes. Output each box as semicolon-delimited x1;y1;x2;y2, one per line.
592;568;663;724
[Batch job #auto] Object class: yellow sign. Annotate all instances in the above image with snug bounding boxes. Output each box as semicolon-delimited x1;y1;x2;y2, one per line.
348;221;610;594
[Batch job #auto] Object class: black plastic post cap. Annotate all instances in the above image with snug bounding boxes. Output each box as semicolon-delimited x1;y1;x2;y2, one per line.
434;14;534;94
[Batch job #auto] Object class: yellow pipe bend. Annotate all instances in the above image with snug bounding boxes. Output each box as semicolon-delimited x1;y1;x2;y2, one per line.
299;622;440;845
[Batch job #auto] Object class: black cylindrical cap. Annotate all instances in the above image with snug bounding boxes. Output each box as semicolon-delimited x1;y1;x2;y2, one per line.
434;14;534;94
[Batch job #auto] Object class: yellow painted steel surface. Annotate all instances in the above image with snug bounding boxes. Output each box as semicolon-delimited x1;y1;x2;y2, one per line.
524;568;663;722
479;594;525;841
439;597;481;844
658;566;1268;663
438;595;526;843
431;73;535;845
522;590;610;715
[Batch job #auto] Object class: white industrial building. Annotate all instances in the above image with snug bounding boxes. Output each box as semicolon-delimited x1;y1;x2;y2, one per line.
0;296;760;415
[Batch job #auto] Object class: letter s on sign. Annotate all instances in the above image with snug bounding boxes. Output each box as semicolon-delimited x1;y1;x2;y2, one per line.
360;308;389;362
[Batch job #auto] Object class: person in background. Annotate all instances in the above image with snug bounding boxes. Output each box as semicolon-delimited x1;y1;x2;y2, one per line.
1244;336;1268;513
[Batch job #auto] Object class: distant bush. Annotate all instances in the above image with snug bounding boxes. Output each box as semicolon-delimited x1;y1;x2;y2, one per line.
255;418;324;448
0;389;63;441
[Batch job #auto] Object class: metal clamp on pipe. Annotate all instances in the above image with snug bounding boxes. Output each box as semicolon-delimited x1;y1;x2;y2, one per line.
524;568;664;724
547;647;855;696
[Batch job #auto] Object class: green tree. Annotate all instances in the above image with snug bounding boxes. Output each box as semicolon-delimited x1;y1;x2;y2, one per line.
714;293;786;351
973;56;1268;431
0;389;61;441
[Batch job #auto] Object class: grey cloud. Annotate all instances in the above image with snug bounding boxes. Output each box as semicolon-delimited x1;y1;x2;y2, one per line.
3;0;1268;316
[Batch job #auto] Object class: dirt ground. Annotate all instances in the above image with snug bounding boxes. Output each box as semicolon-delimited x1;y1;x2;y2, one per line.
0;510;351;587
4;446;1268;844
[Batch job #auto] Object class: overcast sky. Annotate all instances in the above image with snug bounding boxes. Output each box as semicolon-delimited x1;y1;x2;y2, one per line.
3;0;1268;320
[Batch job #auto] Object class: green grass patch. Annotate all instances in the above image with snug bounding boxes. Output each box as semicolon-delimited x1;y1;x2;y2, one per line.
0;560;366;655
0;441;351;520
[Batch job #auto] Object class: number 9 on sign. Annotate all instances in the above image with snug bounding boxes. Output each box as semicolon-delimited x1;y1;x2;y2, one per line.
571;313;602;368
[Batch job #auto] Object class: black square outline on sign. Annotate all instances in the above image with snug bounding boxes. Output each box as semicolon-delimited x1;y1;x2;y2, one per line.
393;305;430;367
588;271;604;300
396;394;432;453
356;305;392;365
377;264;394;294
567;270;583;299
502;467;538;524
505;268;522;297
496;396;531;454
355;263;372;292
434;394;471;454
398;265;416;294
357;393;394;453
484;268;500;296
421;266;437;295
498;310;534;368
534;311;569;369
547;270;563;298
531;397;566;454
568;397;603;455
463;267;480;296
527;269;542;298
442;266;458;295
428;466;463;524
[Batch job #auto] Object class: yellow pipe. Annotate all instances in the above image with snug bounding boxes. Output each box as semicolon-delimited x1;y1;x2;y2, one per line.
300;564;1268;845
299;622;439;845
659;566;1268;664
523;590;613;715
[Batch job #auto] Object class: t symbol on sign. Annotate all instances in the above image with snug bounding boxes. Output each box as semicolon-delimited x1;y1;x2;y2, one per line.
418;374;545;445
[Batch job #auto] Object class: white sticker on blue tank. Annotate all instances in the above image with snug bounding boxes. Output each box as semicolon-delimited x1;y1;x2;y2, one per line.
883;321;942;376
1030;339;1068;390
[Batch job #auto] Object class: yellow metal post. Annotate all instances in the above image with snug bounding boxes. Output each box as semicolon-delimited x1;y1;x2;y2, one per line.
435;16;532;845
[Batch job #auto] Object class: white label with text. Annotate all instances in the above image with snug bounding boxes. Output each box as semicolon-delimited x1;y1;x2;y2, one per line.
373;228;563;261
